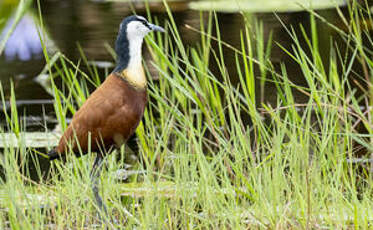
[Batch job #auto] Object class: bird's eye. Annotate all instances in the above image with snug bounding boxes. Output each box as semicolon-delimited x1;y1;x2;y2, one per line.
141;21;150;29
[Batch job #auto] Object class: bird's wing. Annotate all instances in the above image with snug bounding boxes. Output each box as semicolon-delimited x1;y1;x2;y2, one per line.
56;76;119;155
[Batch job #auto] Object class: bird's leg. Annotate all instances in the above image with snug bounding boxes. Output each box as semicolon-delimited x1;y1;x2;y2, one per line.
90;154;108;220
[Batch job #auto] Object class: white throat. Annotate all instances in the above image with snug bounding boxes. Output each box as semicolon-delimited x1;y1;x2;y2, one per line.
127;36;143;70
124;34;146;87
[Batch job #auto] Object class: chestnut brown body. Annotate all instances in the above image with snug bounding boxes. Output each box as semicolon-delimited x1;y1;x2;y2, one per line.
52;73;147;158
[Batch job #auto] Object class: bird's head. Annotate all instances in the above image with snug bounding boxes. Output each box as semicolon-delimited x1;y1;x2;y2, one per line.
114;15;164;73
119;15;165;39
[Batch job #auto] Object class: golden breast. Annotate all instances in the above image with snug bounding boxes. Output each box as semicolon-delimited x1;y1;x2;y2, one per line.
120;65;146;88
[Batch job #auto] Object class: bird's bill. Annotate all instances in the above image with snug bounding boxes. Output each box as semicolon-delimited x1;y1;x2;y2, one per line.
149;23;165;32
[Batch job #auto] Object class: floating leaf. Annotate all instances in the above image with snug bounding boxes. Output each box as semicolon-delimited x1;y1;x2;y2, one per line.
189;0;347;13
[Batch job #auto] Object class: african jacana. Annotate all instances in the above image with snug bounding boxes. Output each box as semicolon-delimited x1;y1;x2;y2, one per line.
47;15;165;217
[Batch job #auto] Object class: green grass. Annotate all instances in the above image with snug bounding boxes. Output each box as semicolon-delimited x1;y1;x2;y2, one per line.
0;0;372;229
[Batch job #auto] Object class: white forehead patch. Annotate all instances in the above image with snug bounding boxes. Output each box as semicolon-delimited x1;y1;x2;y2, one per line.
136;15;147;22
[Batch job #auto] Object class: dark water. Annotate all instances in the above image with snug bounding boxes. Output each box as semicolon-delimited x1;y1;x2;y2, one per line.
0;0;359;131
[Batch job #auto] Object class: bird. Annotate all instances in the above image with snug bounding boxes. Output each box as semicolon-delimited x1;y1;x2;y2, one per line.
47;15;165;218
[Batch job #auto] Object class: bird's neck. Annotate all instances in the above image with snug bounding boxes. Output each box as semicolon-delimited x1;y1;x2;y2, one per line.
115;36;147;88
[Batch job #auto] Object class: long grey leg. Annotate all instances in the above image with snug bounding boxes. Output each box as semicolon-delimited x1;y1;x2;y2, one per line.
90;154;108;220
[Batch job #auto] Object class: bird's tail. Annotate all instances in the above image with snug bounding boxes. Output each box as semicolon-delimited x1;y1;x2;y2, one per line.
47;149;62;160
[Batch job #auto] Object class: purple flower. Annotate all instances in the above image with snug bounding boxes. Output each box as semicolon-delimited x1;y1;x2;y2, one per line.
1;14;42;61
